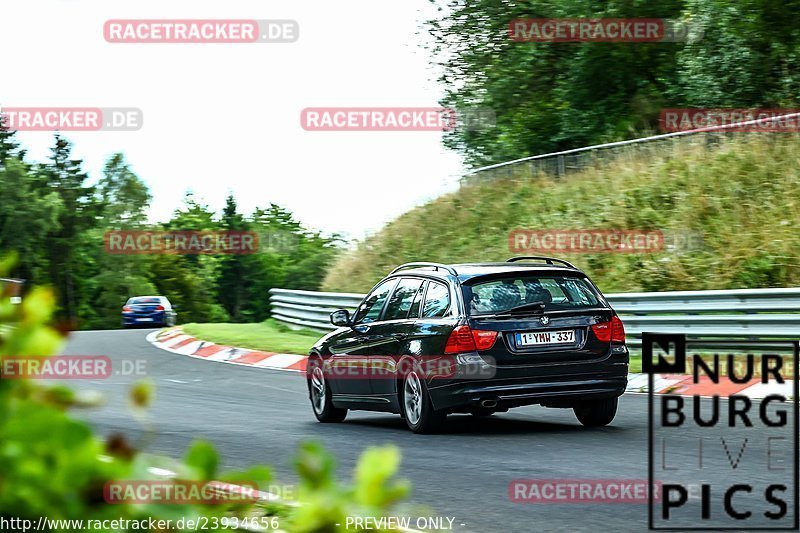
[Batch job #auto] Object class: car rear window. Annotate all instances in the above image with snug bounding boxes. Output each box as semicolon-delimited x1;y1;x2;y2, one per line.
463;275;604;316
129;297;161;304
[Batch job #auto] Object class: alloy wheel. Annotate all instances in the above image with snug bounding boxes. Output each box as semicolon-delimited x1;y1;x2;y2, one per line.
404;371;423;426
311;367;326;414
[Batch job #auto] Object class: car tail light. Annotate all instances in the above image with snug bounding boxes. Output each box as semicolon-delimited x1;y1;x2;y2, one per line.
611;315;625;343
591;316;625;343
156;305;165;311
591;321;611;343
122;306;132;312
472;329;499;351
444;325;498;354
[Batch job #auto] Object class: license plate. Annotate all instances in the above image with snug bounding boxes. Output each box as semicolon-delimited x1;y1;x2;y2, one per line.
516;329;575;346
136;317;153;322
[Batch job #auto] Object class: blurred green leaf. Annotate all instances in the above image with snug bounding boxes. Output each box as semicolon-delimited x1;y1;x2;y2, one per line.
184;440;219;480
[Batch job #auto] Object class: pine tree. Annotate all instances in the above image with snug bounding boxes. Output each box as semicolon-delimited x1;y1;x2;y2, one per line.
218;194;248;321
0;114;26;165
43;134;100;325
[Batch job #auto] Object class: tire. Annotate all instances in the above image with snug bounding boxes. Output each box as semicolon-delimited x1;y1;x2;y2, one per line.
574;397;618;427
308;360;347;423
401;369;446;434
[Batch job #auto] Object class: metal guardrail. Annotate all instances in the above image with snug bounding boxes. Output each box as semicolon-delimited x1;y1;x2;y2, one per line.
270;289;365;330
269;287;800;347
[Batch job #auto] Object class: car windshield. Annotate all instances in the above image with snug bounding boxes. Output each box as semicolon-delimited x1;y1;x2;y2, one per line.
129;297;161;305
464;275;604;316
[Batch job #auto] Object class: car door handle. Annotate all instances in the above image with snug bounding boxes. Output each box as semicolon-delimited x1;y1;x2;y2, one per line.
391;333;408;341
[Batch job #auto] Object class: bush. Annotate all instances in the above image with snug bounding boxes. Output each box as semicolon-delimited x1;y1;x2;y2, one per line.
0;256;411;532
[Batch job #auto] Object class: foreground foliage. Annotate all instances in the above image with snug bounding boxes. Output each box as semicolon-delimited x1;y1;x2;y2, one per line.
0;258;411;532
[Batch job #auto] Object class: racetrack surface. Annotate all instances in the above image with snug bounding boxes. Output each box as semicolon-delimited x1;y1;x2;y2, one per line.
60;329;790;533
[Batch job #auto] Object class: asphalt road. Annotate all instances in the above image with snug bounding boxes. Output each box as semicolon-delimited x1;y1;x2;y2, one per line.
59;330;797;533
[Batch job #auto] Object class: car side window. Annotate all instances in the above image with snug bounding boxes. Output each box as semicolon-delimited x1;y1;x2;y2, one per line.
422;281;450;318
353;279;397;324
384;278;424;321
407;281;427;319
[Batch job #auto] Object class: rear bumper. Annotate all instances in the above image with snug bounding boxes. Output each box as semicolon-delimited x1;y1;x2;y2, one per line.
122;313;165;326
427;352;628;411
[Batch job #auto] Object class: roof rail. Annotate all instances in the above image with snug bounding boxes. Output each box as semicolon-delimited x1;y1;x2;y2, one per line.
506;256;578;270
390;262;459;276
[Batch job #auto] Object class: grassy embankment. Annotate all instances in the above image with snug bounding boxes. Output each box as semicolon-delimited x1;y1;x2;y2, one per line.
322;136;800;295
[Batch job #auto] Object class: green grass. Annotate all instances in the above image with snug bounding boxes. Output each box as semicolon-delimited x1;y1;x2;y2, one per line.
181;320;646;373
323;136;800;294
181;319;323;354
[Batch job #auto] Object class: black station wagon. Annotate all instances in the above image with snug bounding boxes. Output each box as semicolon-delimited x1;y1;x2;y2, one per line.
306;257;628;433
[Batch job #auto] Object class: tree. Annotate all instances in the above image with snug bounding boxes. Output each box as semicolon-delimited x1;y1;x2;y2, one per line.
244;203;343;320
217;194;249;321
0;128;343;328
0;118;26;165
0;159;60;284
83;154;155;329
150;193;228;324
425;0;800;167
42;135;100;325
673;0;800;106
97;153;151;227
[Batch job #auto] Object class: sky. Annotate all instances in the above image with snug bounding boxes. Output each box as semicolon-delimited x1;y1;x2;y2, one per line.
1;0;465;240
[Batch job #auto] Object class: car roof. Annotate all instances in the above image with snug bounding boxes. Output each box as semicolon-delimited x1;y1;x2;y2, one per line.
389;262;585;283
453;263;585;281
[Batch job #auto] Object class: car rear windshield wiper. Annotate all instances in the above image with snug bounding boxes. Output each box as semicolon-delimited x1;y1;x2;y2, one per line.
470;301;548;319
505;301;547;315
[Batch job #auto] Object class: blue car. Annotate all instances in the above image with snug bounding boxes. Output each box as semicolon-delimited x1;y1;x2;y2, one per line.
122;296;177;328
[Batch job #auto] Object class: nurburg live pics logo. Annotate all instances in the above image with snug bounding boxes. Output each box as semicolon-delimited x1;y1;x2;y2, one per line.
645;333;799;530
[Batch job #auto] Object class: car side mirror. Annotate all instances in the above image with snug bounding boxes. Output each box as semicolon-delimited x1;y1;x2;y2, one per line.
330;309;351;327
